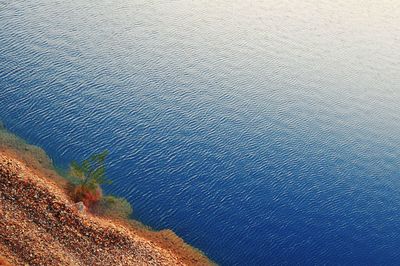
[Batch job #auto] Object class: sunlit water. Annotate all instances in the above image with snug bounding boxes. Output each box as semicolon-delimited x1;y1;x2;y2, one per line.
1;0;400;264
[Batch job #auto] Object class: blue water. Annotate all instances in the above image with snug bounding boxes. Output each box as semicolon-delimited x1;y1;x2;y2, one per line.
1;0;400;264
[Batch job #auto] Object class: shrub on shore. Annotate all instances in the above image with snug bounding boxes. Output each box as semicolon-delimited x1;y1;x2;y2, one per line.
72;184;103;208
68;150;133;218
0;120;134;219
68;150;111;207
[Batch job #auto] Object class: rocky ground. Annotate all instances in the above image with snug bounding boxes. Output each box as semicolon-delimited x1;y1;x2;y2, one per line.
0;152;212;266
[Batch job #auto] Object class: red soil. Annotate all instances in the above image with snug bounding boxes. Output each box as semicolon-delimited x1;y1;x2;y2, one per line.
0;151;213;266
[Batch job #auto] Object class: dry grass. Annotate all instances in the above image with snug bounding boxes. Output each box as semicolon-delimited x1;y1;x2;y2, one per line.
109;218;215;265
0;125;68;190
0;125;53;170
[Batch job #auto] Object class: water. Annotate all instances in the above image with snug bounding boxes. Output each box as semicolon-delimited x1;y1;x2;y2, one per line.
1;0;400;264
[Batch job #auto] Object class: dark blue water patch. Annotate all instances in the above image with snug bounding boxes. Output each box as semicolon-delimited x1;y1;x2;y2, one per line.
1;0;400;265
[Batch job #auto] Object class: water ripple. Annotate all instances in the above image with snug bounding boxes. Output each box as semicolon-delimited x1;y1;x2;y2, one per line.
1;0;400;265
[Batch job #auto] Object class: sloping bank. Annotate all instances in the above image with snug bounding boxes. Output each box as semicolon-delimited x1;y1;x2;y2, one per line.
0;122;214;265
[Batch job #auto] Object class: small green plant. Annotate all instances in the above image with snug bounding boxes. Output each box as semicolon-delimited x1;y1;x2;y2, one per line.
69;150;111;207
68;150;134;216
69;150;111;188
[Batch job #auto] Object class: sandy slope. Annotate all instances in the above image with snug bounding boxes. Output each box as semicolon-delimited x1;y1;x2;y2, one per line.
0;152;212;266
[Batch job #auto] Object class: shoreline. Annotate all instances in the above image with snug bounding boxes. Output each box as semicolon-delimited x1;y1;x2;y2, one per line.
0;122;213;265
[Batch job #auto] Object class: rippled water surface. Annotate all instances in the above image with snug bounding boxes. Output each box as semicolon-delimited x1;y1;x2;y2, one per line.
1;0;400;264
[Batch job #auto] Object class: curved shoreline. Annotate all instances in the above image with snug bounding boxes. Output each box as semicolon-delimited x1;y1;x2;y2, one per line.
0;124;213;265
